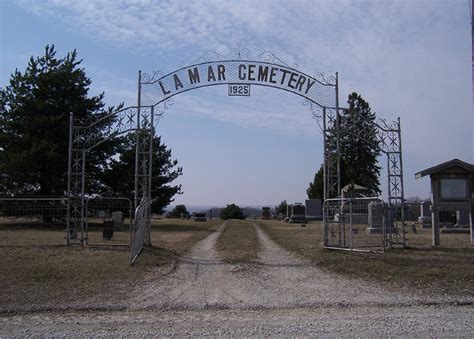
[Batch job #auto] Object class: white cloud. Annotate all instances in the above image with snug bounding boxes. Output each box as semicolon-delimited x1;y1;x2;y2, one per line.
11;0;473;199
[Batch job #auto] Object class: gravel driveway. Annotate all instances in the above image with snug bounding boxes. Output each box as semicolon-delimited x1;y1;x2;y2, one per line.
1;221;472;336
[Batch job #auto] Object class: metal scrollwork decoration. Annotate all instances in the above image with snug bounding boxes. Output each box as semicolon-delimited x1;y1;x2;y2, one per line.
375;118;401;153
154;98;174;119
141;71;164;84
378;118;399;131
256;50;298;69
302;99;324;132
188;45;297;69
228;44;250;59
315;72;336;86
193;50;227;64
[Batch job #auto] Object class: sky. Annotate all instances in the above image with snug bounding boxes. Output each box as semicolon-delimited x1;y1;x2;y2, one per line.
1;0;473;207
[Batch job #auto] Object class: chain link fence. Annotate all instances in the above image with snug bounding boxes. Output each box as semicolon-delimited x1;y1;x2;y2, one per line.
0;197;67;246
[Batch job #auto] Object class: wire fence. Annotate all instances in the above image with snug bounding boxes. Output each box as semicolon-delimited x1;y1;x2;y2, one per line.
323;197;387;251
0;197;67;246
0;196;133;247
85;197;132;246
323;198;473;251
394;202;473;249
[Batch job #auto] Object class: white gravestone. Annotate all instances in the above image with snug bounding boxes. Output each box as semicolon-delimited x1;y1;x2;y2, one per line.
111;211;123;229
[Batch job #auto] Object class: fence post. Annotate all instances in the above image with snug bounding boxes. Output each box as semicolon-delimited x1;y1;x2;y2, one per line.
382;201;387;251
323;200;328;246
349;200;353;250
470;203;473;245
66;112;74;246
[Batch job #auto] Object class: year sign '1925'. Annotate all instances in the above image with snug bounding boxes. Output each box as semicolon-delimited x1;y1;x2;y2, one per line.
228;84;250;96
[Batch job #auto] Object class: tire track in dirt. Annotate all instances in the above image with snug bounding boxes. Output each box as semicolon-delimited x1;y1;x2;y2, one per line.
129;220;465;311
129;221;260;310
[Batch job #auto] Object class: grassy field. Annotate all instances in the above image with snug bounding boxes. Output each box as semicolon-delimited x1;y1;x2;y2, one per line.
1;217;472;311
0;218;222;312
216;219;260;262
258;220;474;297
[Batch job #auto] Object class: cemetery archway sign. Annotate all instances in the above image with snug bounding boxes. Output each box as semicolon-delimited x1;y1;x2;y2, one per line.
67;49;405;263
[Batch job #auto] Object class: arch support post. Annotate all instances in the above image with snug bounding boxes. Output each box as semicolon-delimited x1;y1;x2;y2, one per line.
66;112;86;246
134;71;153;246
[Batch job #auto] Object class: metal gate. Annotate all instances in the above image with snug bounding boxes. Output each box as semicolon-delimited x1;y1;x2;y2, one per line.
85;197;132;246
324;197;387;251
130;197;150;265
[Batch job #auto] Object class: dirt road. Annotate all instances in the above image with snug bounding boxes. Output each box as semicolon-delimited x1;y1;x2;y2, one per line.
1;221;472;336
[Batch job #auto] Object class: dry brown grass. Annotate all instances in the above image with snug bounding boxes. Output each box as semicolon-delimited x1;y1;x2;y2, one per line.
0;224;66;246
258;220;474;297
216;219;260;262
0;246;139;312
0;218;223;312
405;225;472;248
150;218;223;255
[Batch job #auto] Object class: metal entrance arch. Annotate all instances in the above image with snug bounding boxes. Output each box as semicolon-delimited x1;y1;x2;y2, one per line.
67;105;154;249
67;48;405;263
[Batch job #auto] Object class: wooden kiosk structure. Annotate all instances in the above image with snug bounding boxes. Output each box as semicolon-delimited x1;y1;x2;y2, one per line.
415;159;474;246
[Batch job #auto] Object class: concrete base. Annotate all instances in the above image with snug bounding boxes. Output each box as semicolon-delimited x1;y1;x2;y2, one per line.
454;223;470;228
366;226;398;234
289;216;308;224
366;227;382;234
442;228;470;234
441;222;455;229
418;216;432;223
306;215;323;221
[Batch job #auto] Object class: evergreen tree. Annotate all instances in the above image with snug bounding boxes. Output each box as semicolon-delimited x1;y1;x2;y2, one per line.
339;92;381;195
0;45;118;196
307;164;324;200
220;203;246;220
168;204;189;218
101;135;183;214
275;200;288;215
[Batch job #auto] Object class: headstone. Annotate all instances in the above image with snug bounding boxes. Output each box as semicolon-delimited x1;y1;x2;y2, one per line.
103;220;114;240
367;201;383;234
455;209;470;228
285;204;293;222
98;210;108;219
261;207;271;220
305;199;322;220
418;201;432;228
289;203;307;224
193;212;207;222
111;211;123;228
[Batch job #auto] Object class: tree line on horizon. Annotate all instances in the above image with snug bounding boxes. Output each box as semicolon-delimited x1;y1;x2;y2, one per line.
167;203;251;220
0;45;182;213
